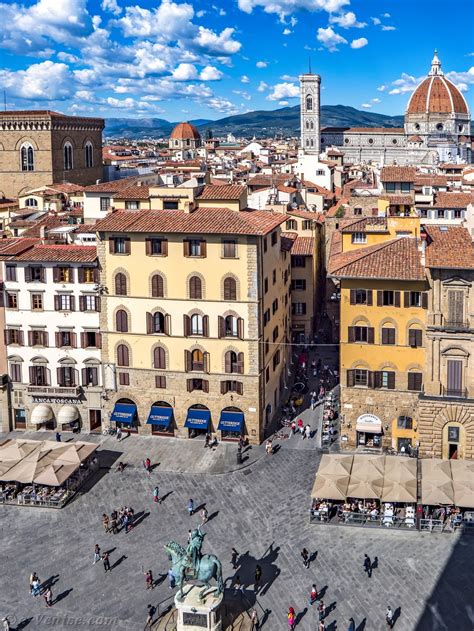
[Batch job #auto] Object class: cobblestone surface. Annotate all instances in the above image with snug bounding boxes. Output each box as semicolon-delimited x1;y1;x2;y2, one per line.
0;430;472;631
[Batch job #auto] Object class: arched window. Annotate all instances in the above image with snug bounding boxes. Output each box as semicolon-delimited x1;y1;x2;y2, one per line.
306;120;310;130
153;312;165;333
153;347;166;369
191;349;204;371
223;277;237;301
115;309;128;332
20;144;34;171
191;314;203;335
25;198;38;207
64;143;73;170
189;276;202;299
310;121;314;130
306;95;313;111
117;344;129;367
225;315;238;337
310;139;314;147
85;142;93;168
151;274;164;298
225;350;243;374
114;273;127;296
306;139;309;147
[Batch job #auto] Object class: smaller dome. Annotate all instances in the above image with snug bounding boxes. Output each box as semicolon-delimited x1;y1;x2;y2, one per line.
170;122;201;140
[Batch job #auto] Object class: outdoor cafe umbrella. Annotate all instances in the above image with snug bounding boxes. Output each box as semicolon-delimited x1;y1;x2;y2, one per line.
311;473;350;501
382;457;417;503
347;455;385;500
421;459;454;505
317;453;353;477
0;440;39;461
33;463;78;487
450;460;474;509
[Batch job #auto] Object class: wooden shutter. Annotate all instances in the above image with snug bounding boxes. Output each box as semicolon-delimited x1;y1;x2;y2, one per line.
387;372;395;390
145;238;151;255
368;371;375;389
203;315;209;337
93;267;100;283
346;369;355;387
95;296;101;312
408;329;418;347
55;332;61;347
187;379;193;392
95;332;102;349
237;352;244;374
448;291;464;324
415;330;422;347
367;327;374;344
394;291;401;307
29;366;35;384
237;318;244;340
421;292;428;309
389;328;395;344
124;238;131;254
3;330;9;345
183;240;190;256
57;367;63;386
348;326;355;343
185;350;191;372
225;352;232;373
367;290;373;306
162;239;168;256
202;380;209;393
377;291;383;306
236;382;243;395
183;315;190;337
54;295;60;311
372;371;381;389
152;274;163;298
218;316;225;338
109;239;115;254
350;289;356;305
71;332;77;348
221;381;227;395
447;359;462;392
381;328;388;345
146;312;153;334
203;352;210;374
154;347;165;369
69;296;75;312
28;331;33;346
224;278;236;301
18;330;24;345
80;332;86;348
81;367;87;386
78;267;85;283
53;267;60;282
164;314;171;336
42;332;48;347
414;373;422;391
404;291;410;307
200;240;207;257
79;296;85;311
24;266;31;282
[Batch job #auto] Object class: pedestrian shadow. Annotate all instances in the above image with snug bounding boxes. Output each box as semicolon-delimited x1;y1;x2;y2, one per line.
104;547;117;555
272;444;281;454
326;621;337;630
309;550;318;564
161;491;173;503
393;606;401;627
54;588;73;604
259;608;271;628
41;575;59;592
207;511;219;522
235;542;281;597
194;503;206;514
15;617;33;629
110;554;127;570
133;511;150;528
295;607;307;626
154;573;167;587
371;556;378;571
355;618;366;631
318;585;328;600
150;463;160;472
326;601;337;616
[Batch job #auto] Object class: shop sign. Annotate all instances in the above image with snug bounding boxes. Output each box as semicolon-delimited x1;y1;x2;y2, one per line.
32;396;82;405
183;612;207;627
356;413;381;426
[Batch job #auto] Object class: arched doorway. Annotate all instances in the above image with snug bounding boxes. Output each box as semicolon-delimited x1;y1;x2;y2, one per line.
443;422;465;459
185;404;211;438
218;406;245;441
111;397;138;433
147;401;174;436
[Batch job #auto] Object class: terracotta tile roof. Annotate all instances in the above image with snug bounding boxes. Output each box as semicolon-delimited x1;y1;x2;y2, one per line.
50;183;86;194
0;238;39;257
433;192;473;208
95;208;287;236
20;216;69;238
114;185;151;200
301;181;334;196
0;199;18;209
439;163;465;170
74;223;97;234
247;174;292;188
380;195;414;205
329;237;425;280
197;185;246;200
277;185;298;193
380;166;417;182
408;135;423;142
286;209;323;221
280;232;297;251
326;199;349;218
329;231;343;258
424;226;474;269
340;217;388;233
13;245;97;263
414;174;448;187
291;236;314;256
83;177;141;193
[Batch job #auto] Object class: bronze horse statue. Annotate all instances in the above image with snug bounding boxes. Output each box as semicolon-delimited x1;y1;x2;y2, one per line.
165;539;224;601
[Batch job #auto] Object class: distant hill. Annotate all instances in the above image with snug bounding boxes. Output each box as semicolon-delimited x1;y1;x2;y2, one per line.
104;105;404;139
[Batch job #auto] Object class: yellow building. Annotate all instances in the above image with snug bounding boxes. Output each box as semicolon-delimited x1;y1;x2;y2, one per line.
329;215;427;451
95;205;291;443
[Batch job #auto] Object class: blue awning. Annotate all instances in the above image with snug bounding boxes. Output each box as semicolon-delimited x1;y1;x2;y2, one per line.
218;411;244;432
147;406;173;427
111;403;136;424
185;408;210;430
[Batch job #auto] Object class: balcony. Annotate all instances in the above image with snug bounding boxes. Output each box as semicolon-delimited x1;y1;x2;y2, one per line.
26;385;82;397
443;387;468;399
428;319;472;333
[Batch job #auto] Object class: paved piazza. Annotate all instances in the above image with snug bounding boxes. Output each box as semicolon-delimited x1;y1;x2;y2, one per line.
0;432;472;631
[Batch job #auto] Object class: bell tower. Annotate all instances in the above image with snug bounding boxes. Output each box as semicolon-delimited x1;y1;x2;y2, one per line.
299;71;321;155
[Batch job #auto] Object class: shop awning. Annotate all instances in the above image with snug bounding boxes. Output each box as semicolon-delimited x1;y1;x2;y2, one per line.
185;408;210;430
57;405;79;426
30;405;54;425
147;406;173;427
347;455;385;499
421;459;454;505
218;411;244;432
450;460;474;509
356;413;382;434
111;403;136;424
382;457;417;503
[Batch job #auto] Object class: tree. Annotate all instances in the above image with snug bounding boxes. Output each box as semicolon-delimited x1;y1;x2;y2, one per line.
335;206;345;218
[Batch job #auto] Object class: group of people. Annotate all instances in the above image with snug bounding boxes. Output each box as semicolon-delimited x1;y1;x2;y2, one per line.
28;572;53;608
291;418;312;439
102;506;135;535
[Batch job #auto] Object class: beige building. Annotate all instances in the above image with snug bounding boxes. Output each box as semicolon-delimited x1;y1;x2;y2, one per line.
0;110;104;199
95;205;291;443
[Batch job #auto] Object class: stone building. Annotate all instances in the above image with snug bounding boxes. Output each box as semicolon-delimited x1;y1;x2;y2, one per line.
0;110;104;199
168;122;203;160
94;205;291;444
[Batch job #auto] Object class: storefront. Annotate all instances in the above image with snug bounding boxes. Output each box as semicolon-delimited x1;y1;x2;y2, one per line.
218;408;245;441
30;404;55;430
57;405;80;432
184;406;210;438
356;413;382;449
111;401;138;432
147;404;174;436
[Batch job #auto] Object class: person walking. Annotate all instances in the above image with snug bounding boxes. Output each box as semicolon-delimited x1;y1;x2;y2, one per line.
363;553;372;578
254;565;262;592
44;587;53;608
319;621;326;631
291;420;296;435
168;569;175;589
287;607;296;631
318;600;325;622
55;431;61;442
301;548;310;569
310;584;318;605
153;486;161;504
93;544;101;564
304;424;311;440
144;457;151;475
310;391;317;409
347;618;356;631
29;572;38;595
102;513;110;534
2;617;11;631
297;418;304;435
188;499;194;516
145;570;154;590
231;547;239;569
102;551;111;573
201;507;208;525
144;604;156;630
31;576;41;597
250;608;259;630
234;576;243;598
385;606;394;629
110;517;118;535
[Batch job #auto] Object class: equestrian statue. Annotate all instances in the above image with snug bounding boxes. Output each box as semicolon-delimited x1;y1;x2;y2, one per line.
165;526;224;601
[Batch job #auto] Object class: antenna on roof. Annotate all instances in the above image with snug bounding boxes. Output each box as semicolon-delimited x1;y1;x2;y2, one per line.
308;57;312;74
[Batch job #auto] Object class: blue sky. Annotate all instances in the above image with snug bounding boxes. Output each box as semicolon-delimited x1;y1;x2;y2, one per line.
0;0;473;120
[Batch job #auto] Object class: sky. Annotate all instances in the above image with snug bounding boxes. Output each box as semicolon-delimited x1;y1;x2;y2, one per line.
0;0;473;121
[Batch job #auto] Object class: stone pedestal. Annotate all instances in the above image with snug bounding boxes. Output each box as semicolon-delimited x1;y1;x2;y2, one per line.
174;585;224;631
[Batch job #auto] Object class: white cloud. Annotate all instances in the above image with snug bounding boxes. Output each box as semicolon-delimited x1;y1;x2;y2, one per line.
267;81;299;100
237;0;350;22
57;51;79;63
233;90;251;100
199;65;223;80
317;26;347;52
350;37;368;49
118;1;194;40
361;103;371;108
377;85;387;92
241;75;250;83
0;60;74;100
194;26;242;54
382;12;390;18
329;11;366;28
290;16;298;26
206;96;238;114
371;97;381;104
381;25;396;31
257;81;268;92
101;0;121;15
280;74;298;81
172;63;198;81
370;17;381;25
279;100;289;106
446;67;474;90
256;60;268;68
196;9;206;17
283;28;292;35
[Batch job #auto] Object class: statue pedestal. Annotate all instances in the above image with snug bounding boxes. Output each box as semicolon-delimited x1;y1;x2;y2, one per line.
174;584;224;631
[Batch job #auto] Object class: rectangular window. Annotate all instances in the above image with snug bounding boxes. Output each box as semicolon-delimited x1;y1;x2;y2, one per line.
82;366;99;387
408;329;422;348
221;380;243;395
437;209;445;219
111;237;130;255
82;267;95;283
292;303;307;316
29;365;48;386
383;290;394;306
263;309;270;326
5;329;22;345
58;366;76;387
57;330;74;348
400;182;411;193
409;291;421;307
155;375;166;389
271;231;277;246
82;295;97;311
272;326;279;342
407;372;423;391
291;279;306;291
57;294;74;311
272;298;278;315
31;293;43;311
186;239;205;257
303;220;313;230
125;200;139;210
354;289;368;304
263;237;267;253
385;182;396;193
354;326;368;342
5;265;17;281
118;372;129;386
454;209;462;219
397;415;413;430
351;232;367;244
448;290;464;326
292;256;306;268
354;369;368;386
264;278;268;294
272;350;280;370
100;197;111;212
27;266;44;282
222;239;237;258
265;339;269;355
6;292;18;309
286;220;297;230
353;208;363;216
381;327;396;345
420;209;428;218
82;331;100;348
447;359;463;396
272;269;276;285
265;367;269;383
30;330;47;347
10;363;22;383
58;267;72;283
163;200;179;210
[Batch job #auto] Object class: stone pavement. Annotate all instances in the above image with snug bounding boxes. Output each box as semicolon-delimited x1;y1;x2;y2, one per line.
0;433;472;631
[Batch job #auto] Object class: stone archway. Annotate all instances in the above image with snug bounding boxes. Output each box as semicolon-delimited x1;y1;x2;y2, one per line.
432;405;474;459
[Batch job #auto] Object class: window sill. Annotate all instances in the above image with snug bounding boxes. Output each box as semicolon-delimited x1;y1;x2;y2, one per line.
146;254;168;257
112;253;130;256
220;256;239;260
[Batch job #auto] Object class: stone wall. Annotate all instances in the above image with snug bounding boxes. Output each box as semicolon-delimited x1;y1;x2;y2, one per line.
418;398;474;459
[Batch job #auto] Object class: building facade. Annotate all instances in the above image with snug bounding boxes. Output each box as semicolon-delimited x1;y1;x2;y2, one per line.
299;72;321;156
0;110;104;199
